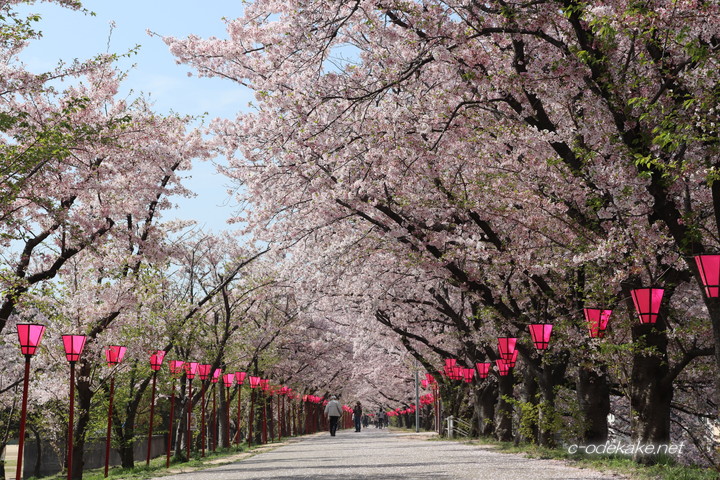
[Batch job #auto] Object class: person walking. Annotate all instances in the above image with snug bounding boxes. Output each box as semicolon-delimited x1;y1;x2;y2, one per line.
324;395;342;436
352;401;363;432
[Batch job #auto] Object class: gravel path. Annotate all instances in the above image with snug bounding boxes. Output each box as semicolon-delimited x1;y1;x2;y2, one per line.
150;429;626;480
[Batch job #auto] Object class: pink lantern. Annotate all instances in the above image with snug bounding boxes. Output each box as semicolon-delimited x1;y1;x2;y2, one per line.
260;379;270;391
497;337;517;360
62;335;87;363
212;368;222;383
695;254;720;297
630;287;664;324
249;376;261;388
496;358;510;376
185;361;199;379
235;371;247;385
222;373;235;388
198;363;212;380
105;345;126;367
169;360;185;377
528;324;553;350
425;373;436;384
450;365;463;380
476;362;491;379
462;368;475;383
507;350;519;368
584;308;612;338
17;323;46;356
149;350;166;371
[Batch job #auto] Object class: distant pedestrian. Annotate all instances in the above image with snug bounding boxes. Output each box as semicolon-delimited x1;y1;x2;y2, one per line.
352;401;363;432
324;395;342;436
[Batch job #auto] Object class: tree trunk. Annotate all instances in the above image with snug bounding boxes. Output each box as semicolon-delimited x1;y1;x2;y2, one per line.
495;373;514;442
519;364;539;444
71;362;94;479
577;366;609;444
473;381;496;437
536;354;568;448
630;320;672;464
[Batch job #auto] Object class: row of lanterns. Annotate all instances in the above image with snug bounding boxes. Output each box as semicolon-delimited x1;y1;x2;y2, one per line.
14;325;327;480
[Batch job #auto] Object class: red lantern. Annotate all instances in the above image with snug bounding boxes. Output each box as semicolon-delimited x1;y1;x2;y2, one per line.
149;350;166;371
185;361;199;379
507;350;519;368
62;334;87;363
497;337;517;360
198;363;212;380
212;368;222;383
462;368;475;383
425;373;436;384
260;379;270;391
105;345;126;366
630;287;664;324
528;324;553;350
235;371;247;385
475;362;491;379
223;373;235;387
496;358;510;376
17;323;46;356
584;308;611;338
249;376;261;388
695;254;720;297
169;360;185;377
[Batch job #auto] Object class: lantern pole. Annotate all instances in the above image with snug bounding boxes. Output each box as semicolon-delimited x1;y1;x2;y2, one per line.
16;355;32;480
15;323;45;480
68;359;77;480
62;334;86;480
236;383;243;445
104;346;125;477
414;361;420;433
166;360;183;468
146;351;165;465
186;376;193;460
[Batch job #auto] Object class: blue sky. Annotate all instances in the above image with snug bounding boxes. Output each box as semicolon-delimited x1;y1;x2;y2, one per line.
16;0;251;232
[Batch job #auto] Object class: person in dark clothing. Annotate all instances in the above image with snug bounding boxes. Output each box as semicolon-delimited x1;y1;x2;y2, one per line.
352;401;363;432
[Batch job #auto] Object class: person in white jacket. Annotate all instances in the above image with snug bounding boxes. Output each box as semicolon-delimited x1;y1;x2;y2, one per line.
324;395;343;436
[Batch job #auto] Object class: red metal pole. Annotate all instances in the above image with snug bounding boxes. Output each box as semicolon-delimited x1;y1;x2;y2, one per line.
146;371;158;465
212;384;217;452
104;375;115;477
15;356;31;480
235;386;242;446
261;394;267;444
200;381;206;457
67;362;76;480
225;386;231;447
278;395;283;438
247;389;254;446
166;381;176;468
186;379;193;460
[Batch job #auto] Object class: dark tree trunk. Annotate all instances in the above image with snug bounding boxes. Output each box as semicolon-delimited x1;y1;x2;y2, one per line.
518;364;539;444
71;361;94;479
536;354;568;448
630;320;672;464
473;381;496;437
495;373;514;442
577;366;610;444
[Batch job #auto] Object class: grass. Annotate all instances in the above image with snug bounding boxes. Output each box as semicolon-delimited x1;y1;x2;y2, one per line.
24;443;258;480
388;428;718;479
460;437;719;480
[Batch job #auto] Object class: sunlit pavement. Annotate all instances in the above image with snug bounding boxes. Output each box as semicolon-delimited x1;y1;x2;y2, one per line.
149;429;625;480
